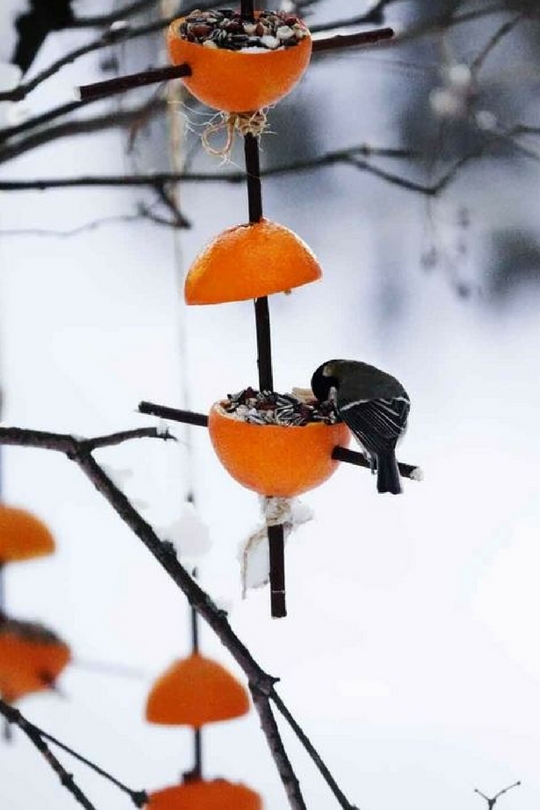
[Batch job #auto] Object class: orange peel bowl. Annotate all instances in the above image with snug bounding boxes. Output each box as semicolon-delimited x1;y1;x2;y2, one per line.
0;620;70;703
148;779;262;810
0;505;55;563
185;218;321;305
208;404;350;497
167;14;312;112
145;652;249;728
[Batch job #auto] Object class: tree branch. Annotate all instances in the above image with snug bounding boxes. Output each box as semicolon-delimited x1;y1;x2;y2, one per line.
0;423;363;810
0;700;98;810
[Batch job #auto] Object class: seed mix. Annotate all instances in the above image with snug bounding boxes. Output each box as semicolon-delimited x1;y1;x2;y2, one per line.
178;8;308;51
218;388;339;426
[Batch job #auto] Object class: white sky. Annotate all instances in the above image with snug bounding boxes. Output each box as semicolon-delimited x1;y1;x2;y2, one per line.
0;3;539;810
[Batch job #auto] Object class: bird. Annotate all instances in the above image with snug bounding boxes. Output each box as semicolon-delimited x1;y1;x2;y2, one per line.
311;359;410;494
10;0;75;75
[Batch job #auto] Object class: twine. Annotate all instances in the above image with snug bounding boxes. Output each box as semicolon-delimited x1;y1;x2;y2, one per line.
202;109;268;158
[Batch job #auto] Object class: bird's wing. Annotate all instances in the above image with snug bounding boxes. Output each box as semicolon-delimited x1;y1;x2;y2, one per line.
339;397;409;453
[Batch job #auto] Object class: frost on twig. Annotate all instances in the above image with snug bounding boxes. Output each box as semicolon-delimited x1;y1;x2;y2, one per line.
240;497;313;596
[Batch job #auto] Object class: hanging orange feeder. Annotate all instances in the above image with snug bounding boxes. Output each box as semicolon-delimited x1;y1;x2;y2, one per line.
167;10;312;113
145;652;249;728
208;400;350;498
0;505;55;563
148;779;262;810
185;218;321;305
0;616;71;703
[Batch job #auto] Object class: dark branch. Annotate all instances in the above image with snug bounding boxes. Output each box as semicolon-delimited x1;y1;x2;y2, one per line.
0;700;98;810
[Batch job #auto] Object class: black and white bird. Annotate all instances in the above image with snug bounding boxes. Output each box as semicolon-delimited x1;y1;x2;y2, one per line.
311;359;410;495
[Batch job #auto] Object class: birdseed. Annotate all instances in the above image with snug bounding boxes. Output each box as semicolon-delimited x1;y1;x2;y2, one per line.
177;9;308;52
218;388;339;426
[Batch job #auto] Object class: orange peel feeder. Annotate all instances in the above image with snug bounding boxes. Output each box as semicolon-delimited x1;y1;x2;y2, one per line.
145;652;250;728
167;10;312;113
0;505;55;563
209;401;350;498
0;617;70;703
185;218;321;305
148;779;262;810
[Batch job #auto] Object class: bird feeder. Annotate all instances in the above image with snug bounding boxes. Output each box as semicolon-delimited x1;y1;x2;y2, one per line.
208;401;350;497
145;652;250;728
184;219;321;305
147;778;262;810
167;10;312;113
0;505;55;563
0;616;70;703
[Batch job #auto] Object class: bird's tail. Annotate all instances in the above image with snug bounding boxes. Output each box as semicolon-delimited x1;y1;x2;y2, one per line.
376;452;402;494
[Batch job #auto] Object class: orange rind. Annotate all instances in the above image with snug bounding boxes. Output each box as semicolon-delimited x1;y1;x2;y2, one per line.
0;617;70;703
0;505;55;563
167;12;312;113
208;404;350;497
145;652;250;728
147;779;262;810
185;218;321;305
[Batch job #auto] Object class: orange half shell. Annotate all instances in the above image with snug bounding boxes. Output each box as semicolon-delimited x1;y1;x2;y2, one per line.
185;218;321;305
167;14;312;112
0;505;55;564
147;779;262;810
0;619;70;703
145;652;250;728
208;405;350;497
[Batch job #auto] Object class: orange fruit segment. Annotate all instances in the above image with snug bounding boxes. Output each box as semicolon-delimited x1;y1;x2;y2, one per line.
145;652;250;728
0;617;70;703
167;13;312;113
185;218;321;305
148;779;262;810
0;505;55;563
208;404;351;497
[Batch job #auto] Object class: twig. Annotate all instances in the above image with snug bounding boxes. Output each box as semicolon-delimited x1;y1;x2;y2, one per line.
312;27;394;53
474;781;521;809
0;423;359;810
0;101;164;166
332;447;421;482
470;14;524;76
70;0;157;27
251;685;308;810
0;700;98;810
271;692;357;810
78;63;191;101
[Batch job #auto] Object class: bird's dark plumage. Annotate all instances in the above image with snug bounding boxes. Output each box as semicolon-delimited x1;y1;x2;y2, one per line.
311;359;410;494
11;0;75;74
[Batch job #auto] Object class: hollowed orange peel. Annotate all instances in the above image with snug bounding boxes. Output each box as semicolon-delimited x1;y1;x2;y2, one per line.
0;619;70;703
0;505;55;563
208;405;351;497
145;652;250;728
147;779;262;810
185;218;322;305
167;13;312;113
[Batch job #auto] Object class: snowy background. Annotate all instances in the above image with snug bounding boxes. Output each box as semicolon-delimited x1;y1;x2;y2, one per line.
1;1;540;809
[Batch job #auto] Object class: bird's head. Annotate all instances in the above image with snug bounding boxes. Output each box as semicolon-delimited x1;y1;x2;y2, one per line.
310;360;342;402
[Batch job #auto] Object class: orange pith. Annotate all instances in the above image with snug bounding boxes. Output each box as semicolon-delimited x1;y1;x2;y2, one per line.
0;505;55;563
145;652;250;728
208;404;351;497
185;218;321;305
147;779;262;810
0;618;70;703
167;13;312;113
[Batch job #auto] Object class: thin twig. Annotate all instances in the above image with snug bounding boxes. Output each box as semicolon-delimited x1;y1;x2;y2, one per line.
271;692;358;810
0;700;98;810
474;781;521;809
251;686;308;810
470;14;524;76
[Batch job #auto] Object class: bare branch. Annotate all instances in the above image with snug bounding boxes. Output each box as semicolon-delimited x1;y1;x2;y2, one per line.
271;692;358;810
474;781;521;809
0;100;163;166
470;13;524;76
250;685;308;810
0;700;98;810
70;0;158;28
